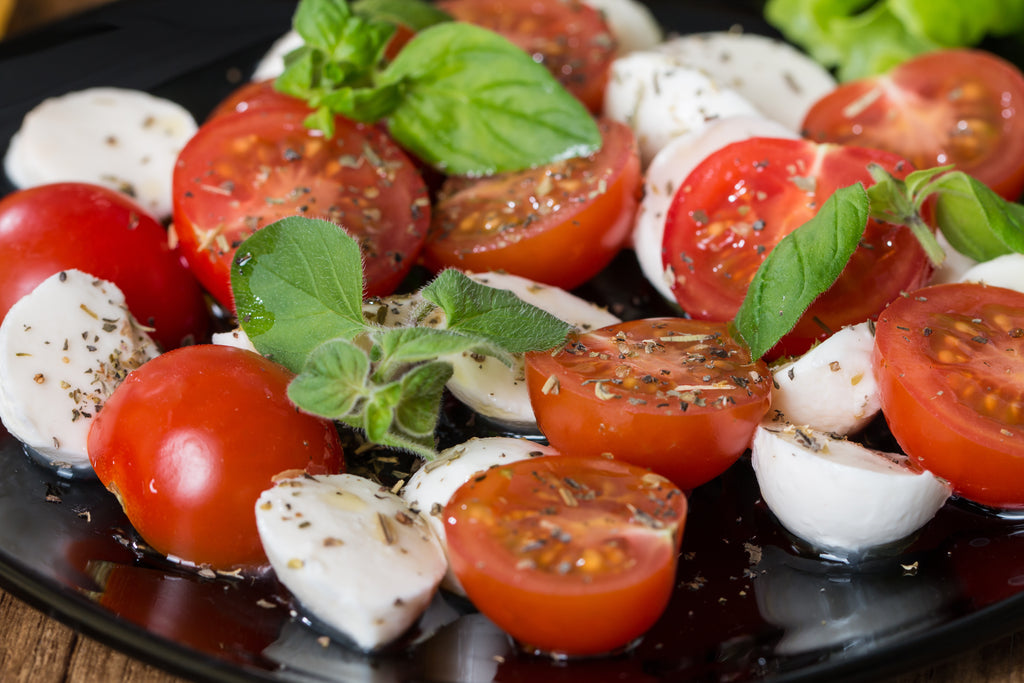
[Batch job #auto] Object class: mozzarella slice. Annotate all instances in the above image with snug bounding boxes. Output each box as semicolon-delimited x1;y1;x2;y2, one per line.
401;436;557;594
770;322;881;436
251;30;304;82
634;115;797;300
211;327;258;352
653;32;836;132
0;270;159;471
603;51;761;166
256;473;447;651
959;253;1024;294
584;0;662;55
929;231;979;285
3;88;197;220
751;422;951;561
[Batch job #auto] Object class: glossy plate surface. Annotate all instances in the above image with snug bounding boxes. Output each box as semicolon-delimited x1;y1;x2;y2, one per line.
2;1;1024;682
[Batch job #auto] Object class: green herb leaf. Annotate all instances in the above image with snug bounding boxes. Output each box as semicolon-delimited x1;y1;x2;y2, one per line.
287;338;371;419
395;360;453;437
293;0;355;54
372;327;489;379
378;22;601;175
351;0;452;31
735;184;870;359
421;269;573;355
929;171;1024;261
231;217;367;373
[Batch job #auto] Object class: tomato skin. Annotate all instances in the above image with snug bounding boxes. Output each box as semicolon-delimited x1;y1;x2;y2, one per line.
436;0;615;113
662;137;932;357
525;318;772;490
873;283;1024;509
87;344;344;570
423;119;640;290
172;108;430;310
443;454;687;656
802;49;1024;201
206;79;312;120
0;183;210;350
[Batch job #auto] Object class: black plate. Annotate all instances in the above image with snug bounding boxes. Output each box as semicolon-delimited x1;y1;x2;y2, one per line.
3;1;1024;682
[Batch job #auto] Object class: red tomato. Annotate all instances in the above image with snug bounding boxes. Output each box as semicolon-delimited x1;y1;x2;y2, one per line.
206;79;312;120
87;344;344;570
443;454;687;656
172;108;430;310
873;282;1024;510
802;50;1024;201
525;317;772;490
423;119;639;290
0;183;209;350
436;0;615;113
662;137;932;357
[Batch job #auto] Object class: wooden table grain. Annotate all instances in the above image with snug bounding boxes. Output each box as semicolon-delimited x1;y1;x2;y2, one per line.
2;1;1024;682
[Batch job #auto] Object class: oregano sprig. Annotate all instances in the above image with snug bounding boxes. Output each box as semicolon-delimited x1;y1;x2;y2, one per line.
735;166;1024;359
230;216;572;459
274;0;602;175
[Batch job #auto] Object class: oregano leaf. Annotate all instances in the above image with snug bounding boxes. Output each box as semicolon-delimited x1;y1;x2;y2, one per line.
287;338;371;419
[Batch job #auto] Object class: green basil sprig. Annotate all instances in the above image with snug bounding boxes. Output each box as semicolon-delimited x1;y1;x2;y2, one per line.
735;167;1024;359
274;0;601;176
230;216;572;458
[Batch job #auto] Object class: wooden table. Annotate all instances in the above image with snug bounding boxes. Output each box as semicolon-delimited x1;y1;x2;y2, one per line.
2;1;1024;681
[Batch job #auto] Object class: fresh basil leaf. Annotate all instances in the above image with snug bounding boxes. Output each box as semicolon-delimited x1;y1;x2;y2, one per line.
735;184;870;359
293;0;354;54
275;46;320;100
231;217;368;373
352;0;452;31
395;360;453;437
378;22;602;175
321;82;404;122
902;164;953;200
329;16;396;71
931;172;1024;260
303;107;338;138
421;269;572;354
287;338;370;419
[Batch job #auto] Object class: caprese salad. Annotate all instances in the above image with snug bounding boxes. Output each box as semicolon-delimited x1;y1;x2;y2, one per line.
0;0;1023;667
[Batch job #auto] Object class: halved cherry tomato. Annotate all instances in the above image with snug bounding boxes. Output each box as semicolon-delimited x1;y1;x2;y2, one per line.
443;454;687;657
87;344;344;570
662;137;932;357
873;282;1024;510
172;108;430;310
525;317;772;490
423;119;640;290
0;182;209;350
436;0;616;113
802;49;1024;201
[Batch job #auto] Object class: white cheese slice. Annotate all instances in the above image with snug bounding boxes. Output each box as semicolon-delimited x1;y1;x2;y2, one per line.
401;436;557;594
770;322;881;436
751;422;951;561
634;114;797;301
584;0;662;55
251;30;303;82
0;269;159;471
653;32;837;132
3;87;197;219
255;473;447;651
959;253;1024;294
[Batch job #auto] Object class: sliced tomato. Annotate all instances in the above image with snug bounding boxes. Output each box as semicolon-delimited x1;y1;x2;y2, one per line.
423;119;639;290
206;79;312;120
0;182;209;350
443;453;687;656
525;317;772;490
172;108;430;310
87;344;345;570
436;0;615;113
873;282;1024;510
662;137;932;357
802;49;1024;201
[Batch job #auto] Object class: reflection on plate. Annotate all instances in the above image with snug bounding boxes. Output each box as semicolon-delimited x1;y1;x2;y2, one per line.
3;1;1024;682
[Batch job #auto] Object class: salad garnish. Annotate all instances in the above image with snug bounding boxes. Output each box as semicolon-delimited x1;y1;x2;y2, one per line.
231;216;572;458
736;166;1024;358
274;0;602;175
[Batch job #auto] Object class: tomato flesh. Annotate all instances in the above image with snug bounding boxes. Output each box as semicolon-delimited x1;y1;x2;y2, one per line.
424;119;640;290
172;108;430;310
87;344;344;570
525;317;772;490
874;283;1024;509
662;137;932;357
802;49;1024;201
0;182;209;350
436;0;616;113
444;454;687;656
